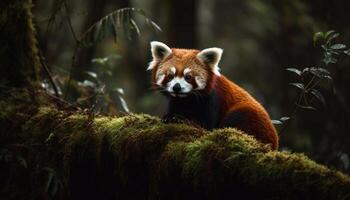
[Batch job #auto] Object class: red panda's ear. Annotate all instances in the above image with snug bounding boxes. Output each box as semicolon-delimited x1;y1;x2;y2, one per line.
197;47;223;76
147;41;172;70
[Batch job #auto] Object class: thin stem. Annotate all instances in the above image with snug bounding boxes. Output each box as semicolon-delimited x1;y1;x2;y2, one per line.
308;79;321;91
39;50;60;97
279;92;303;135
304;74;316;90
302;92;309;106
64;44;79;100
63;0;79;43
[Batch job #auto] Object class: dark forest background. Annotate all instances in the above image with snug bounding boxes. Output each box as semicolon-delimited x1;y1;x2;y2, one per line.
32;0;350;173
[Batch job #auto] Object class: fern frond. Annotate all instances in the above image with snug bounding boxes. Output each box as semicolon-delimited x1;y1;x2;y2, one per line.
79;8;161;47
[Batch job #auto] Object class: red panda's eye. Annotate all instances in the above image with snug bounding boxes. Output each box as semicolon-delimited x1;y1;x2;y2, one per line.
167;74;174;80
185;74;192;81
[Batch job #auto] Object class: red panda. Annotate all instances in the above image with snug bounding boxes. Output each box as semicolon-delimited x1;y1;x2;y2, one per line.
147;41;279;149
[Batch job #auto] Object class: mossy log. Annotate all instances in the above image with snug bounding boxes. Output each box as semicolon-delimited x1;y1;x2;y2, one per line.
1;95;350;200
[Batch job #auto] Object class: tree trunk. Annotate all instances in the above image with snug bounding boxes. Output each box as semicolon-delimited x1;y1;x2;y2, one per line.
166;0;198;48
0;0;40;88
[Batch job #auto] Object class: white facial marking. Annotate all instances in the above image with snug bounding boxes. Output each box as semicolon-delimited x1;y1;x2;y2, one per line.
167;77;193;95
195;76;206;90
156;74;165;86
183;68;191;75
170;67;176;74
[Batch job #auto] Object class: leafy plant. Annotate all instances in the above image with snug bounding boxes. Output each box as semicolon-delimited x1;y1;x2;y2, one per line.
273;31;350;125
314;30;350;65
82;55;130;114
42;55;130;114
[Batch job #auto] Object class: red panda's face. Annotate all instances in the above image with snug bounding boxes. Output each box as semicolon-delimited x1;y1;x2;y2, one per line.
148;41;223;98
153;54;209;97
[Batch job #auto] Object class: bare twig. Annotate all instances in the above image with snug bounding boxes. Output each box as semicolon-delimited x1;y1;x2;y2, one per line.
39;50;60;97
44;91;75;108
279;92;303;135
63;44;79;100
63;0;79;43
60;0;81;100
46;0;65;34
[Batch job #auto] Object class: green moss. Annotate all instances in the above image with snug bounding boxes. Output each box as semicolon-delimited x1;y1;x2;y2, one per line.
1;102;350;199
157;130;350;199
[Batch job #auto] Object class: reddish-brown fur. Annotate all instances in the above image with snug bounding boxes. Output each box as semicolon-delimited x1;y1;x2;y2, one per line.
215;76;279;149
151;48;279;149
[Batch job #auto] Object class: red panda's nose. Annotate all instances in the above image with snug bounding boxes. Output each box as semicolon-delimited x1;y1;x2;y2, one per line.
173;83;182;93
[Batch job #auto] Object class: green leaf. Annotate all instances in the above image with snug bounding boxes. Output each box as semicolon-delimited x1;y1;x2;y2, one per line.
323;54;336;65
78;80;96;88
302;67;310;74
91;57;108;65
329;50;340;55
85;71;98;79
114;88;130;113
271;120;283;125
46;132;55;143
343;49;350;56
326;32;340;44
149;21;162;32
130;19;140;36
330;44;347;50
310;89;326;105
280;117;291;121
289;83;305;91
323;75;333;82
79;8;161;47
114;88;124;95
307;67;330;78
325;30;335;39
297;104;317;111
286;68;301;76
313;32;324;45
119;96;130;113
330;58;337;64
321;45;327;51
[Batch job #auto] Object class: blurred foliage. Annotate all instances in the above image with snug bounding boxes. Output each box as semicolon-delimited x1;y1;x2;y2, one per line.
40;4;160;114
42;55;130;114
